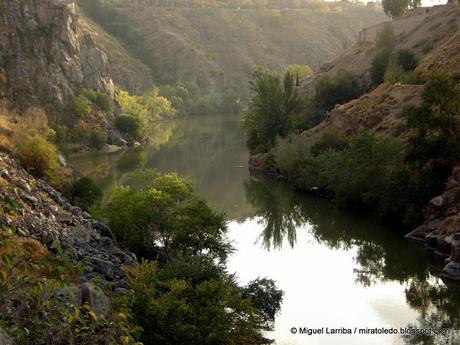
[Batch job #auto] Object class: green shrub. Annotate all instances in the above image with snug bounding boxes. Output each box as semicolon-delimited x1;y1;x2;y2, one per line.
310;129;348;156
104;170;229;261
71;177;103;211
88;129;107;149
370;49;391;86
115;115;143;140
95;93;115;113
313;69;362;111
15;135;58;179
79;88;98;103
397;49;418;72
72;95;92;118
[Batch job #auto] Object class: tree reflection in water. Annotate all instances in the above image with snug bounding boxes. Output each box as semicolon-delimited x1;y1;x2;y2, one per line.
243;175;460;344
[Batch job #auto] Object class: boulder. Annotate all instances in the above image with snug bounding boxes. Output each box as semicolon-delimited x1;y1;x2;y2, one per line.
81;283;111;318
90;257;114;280
103;144;124;153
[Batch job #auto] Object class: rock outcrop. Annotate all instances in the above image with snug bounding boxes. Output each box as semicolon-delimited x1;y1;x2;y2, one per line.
0;153;135;291
406;167;460;281
0;0;115;110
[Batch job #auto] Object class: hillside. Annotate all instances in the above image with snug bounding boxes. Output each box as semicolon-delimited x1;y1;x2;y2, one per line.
81;2;388;93
303;5;460;92
245;4;460;281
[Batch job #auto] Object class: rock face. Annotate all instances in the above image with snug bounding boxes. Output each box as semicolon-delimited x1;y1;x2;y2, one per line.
406;167;460;281
0;0;115;110
0;153;135;291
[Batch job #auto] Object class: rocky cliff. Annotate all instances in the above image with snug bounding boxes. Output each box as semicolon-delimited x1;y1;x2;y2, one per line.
0;152;134;291
0;0;116;111
406;168;460;282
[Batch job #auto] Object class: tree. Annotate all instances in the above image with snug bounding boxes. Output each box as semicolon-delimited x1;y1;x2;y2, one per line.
104;170;230;260
404;72;460;170
243;68;299;153
382;0;421;17
243;278;284;330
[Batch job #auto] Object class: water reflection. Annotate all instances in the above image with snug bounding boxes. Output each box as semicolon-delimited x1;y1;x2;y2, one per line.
243;175;460;344
69;114;460;344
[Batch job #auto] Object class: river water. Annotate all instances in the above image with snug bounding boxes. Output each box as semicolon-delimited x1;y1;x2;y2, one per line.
69;113;460;345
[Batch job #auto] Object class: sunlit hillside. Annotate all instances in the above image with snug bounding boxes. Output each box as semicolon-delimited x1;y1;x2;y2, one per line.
79;0;387;94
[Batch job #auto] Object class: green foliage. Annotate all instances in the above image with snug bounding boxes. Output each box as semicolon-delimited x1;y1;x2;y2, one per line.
243;68;299;153
127;259;278;345
397;49;418;72
72;121;108;149
96;93;115;113
71;177;103;211
71;89;115;119
104;170;230;261
72;95;92;118
270;73;460;227
79;88;99;103
371;49;392;86
158;83;242;116
242;278;284;331
0;232;140;345
313;69;362;111
115;116;143;141
286;64;314;86
15;134;58;179
310;129;348;157
404;72;460;170
382;0;421;17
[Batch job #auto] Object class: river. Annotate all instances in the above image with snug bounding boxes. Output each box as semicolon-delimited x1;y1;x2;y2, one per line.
69;113;460;345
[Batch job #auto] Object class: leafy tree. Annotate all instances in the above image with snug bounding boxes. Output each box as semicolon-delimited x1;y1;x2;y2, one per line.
243;68;299;153
243;278;284;330
115;115;143;140
104;170;230;260
404;72;460;170
127;260;272;345
382;0;421;17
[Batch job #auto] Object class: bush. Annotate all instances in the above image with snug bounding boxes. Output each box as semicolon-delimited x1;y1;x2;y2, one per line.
115;115;143;140
88;129;107;149
71;177;103;210
104;170;229;260
79;88;98;103
397;49;418;72
370;49;391;86
313;69;362;111
72;121;107;149
310;129;348;157
95;93;115;113
72;95;92;118
15;135;58;179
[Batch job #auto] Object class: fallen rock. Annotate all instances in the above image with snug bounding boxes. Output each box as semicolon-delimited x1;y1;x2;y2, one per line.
81;283;112;318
